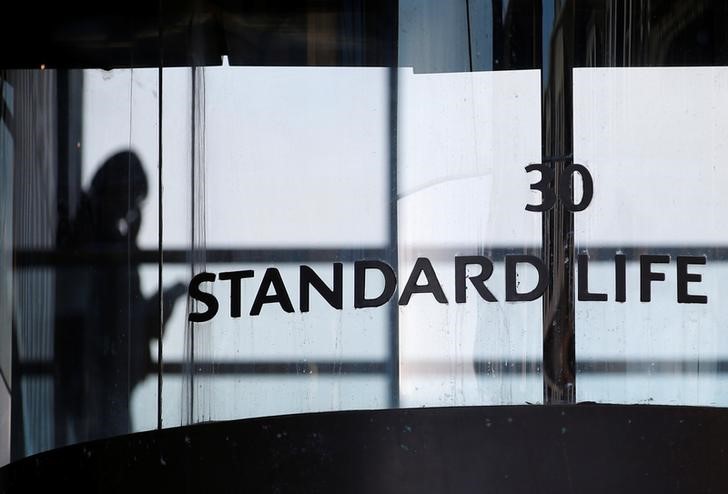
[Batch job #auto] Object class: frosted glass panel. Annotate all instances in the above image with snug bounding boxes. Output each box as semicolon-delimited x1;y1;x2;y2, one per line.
574;67;728;405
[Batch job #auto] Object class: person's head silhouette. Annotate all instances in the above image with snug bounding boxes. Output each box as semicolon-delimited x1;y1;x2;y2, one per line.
89;150;147;242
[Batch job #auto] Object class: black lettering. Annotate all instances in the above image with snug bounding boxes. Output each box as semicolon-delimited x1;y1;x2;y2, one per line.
615;254;626;303
455;256;496;303
559;164;594;212
219;270;254;317
677;256;707;304
399;257;447;305
577;254;607;301
354;260;397;308
188;272;219;323
505;255;548;302
250;268;294;316
640;255;670;302
300;263;343;312
525;164;556;212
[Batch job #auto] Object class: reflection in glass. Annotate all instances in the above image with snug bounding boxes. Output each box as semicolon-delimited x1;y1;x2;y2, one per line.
55;150;185;443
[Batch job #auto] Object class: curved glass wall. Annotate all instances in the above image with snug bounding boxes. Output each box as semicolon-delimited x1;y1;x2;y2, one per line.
1;0;727;465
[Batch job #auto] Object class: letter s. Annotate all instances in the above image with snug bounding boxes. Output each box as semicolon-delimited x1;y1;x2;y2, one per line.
188;272;219;322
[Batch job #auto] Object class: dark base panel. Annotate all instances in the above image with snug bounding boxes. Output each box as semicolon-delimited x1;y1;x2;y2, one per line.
2;404;727;493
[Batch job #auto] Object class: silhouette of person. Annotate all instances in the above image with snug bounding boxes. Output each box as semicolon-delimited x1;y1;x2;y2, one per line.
56;150;185;444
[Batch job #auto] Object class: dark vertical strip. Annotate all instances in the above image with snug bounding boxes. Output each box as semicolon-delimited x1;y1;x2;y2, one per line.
55;70;84;228
127;70;134;426
56;72;70;228
157;3;164;431
387;0;399;408
53;69;83;447
541;0;575;404
53;71;68;447
10;321;25;461
189;66;196;424
491;0;503;69
465;0;474;71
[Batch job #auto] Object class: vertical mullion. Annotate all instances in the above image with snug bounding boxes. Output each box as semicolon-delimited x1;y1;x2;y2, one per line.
157;4;164;430
189;66;196;425
541;0;576;405
388;0;400;409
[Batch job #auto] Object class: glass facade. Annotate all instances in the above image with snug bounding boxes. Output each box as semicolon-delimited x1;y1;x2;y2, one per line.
1;0;728;471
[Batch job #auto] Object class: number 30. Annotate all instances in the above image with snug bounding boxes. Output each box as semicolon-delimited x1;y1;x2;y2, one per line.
525;163;594;212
